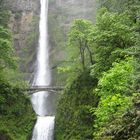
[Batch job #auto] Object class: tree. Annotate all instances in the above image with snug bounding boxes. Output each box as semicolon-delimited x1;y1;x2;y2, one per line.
90;8;135;78
0;26;17;70
55;71;98;140
98;0;128;12
92;58;134;138
68;19;94;70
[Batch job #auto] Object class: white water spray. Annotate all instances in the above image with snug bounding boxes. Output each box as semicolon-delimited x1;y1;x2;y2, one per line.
31;0;55;139
32;116;55;140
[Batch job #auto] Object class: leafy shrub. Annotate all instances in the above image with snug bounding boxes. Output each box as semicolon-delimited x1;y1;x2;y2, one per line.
91;58;134;138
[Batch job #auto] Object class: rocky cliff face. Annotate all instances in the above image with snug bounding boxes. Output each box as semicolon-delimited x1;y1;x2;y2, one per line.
2;0;40;80
1;0;97;83
2;0;39;12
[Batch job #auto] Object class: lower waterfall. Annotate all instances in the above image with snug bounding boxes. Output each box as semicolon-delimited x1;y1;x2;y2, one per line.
32;116;55;140
31;91;55;140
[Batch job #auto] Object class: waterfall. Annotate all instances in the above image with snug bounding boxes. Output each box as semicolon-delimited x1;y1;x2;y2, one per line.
32;116;55;140
31;0;55;139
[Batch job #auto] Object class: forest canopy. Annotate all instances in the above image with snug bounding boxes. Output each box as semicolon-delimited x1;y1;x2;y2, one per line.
55;0;140;139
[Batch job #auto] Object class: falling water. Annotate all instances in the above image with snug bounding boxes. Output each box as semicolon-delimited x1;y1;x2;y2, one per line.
32;116;55;140
31;0;55;139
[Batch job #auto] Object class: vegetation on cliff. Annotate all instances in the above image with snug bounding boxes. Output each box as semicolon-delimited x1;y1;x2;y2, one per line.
55;0;140;139
0;7;35;140
55;70;98;140
1;0;140;139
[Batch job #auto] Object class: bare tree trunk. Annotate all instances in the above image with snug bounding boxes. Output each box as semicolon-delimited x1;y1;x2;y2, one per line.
85;41;94;65
79;40;85;70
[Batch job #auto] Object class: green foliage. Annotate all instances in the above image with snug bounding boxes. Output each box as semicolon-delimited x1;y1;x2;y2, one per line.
96;58;134;96
0;10;10;27
132;24;140;92
91;94;132;139
107;94;140;139
0;62;35;140
0;6;35;139
0;68;35;140
55;1;140;140
68;19;94;70
55;71;98;140
14;12;22;20
57;19;96;85
90;9;135;78
0;26;17;70
94;9;135;47
93;94;132;138
92;59;134;138
98;0;140;23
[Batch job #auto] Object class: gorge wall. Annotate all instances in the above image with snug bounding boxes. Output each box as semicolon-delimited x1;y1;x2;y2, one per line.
1;0;97;83
1;0;40;81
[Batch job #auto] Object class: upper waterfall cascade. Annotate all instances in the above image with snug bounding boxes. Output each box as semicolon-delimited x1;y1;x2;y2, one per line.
31;0;55;139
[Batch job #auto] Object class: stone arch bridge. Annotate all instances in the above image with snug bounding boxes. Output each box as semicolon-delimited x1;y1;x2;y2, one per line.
25;86;64;94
